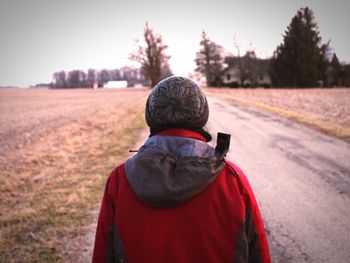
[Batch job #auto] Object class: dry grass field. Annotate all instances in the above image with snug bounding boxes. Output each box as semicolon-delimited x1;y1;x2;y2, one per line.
205;87;350;142
0;88;149;262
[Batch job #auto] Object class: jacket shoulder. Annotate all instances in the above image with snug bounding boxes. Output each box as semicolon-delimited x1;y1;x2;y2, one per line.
108;163;126;179
224;160;244;176
105;163;126;195
223;160;254;199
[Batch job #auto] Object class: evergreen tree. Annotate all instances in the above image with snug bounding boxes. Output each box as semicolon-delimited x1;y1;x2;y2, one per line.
270;7;325;87
195;31;223;87
329;54;343;86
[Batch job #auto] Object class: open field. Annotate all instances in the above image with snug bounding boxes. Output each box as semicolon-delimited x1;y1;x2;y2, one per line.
0;88;149;262
205;88;350;142
1;86;349;262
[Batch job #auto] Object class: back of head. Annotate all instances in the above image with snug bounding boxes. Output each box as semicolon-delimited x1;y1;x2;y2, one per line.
145;76;210;140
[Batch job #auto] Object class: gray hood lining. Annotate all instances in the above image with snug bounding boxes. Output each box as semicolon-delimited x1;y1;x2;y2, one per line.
125;135;225;208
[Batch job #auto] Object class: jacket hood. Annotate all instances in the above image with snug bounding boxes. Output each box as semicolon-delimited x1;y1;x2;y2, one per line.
125;135;227;208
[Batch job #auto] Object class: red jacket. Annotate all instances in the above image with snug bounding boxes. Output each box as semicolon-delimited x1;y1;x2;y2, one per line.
93;129;271;263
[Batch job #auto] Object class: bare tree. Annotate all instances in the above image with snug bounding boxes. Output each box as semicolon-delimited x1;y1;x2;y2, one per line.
67;70;86;88
86;69;97;88
130;23;172;87
53;70;67;88
239;51;259;87
87;69;97;81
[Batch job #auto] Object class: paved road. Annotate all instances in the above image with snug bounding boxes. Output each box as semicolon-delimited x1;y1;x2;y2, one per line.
206;96;350;263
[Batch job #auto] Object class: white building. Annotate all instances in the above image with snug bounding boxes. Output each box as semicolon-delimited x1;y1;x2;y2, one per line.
104;80;128;88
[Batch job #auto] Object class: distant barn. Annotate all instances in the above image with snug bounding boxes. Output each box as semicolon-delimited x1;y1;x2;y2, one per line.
104;81;128;88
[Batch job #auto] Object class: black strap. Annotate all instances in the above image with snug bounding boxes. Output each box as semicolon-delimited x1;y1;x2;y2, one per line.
215;132;231;160
107;210;127;263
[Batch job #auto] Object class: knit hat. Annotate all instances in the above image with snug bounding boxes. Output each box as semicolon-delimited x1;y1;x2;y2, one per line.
145;76;211;141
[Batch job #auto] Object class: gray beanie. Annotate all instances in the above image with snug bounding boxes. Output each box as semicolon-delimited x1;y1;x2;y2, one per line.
145;76;211;140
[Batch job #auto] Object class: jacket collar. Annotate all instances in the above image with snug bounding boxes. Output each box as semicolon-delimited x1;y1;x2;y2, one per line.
155;128;207;142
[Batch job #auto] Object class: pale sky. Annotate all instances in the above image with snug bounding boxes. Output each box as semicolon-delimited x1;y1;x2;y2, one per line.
0;0;349;87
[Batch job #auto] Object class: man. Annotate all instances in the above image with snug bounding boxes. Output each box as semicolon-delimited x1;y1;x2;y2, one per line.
93;76;271;263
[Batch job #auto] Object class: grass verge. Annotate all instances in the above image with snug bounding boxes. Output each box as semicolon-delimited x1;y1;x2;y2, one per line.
0;97;147;262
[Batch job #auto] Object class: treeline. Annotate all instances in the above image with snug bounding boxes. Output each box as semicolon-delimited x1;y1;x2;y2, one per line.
270;7;348;87
194;7;350;88
48;6;349;89
51;22;172;89
51;67;147;88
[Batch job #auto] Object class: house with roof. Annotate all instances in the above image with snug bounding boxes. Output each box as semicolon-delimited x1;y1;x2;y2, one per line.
221;51;271;87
